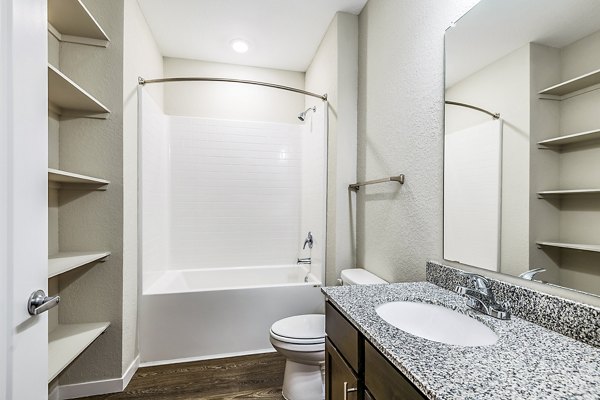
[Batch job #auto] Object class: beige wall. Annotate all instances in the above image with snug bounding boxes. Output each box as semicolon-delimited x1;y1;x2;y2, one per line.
446;44;530;277
123;0;164;373
357;0;600;307
163;58;305;124
305;12;358;285
57;0;125;383
357;0;479;283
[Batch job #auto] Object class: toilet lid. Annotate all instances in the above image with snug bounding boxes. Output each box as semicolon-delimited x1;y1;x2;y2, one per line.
271;314;325;342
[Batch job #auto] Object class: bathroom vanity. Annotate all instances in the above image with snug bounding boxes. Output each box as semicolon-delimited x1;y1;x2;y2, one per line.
325;301;426;399
322;264;600;400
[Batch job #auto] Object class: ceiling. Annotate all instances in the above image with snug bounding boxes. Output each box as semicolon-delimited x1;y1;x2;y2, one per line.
137;0;368;72
446;0;600;87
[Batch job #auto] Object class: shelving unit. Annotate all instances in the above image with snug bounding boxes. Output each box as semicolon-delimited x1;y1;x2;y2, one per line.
48;64;110;118
47;0;109;47
539;67;600;97
537;189;600;198
536;241;600;253
537;128;600;149
48;251;110;278
46;0;112;386
48;322;110;382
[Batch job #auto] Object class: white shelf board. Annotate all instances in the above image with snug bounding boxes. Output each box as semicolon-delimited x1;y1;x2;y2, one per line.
48;64;110;117
536;241;600;253
48;168;109;188
538;189;600;197
48;251;110;278
539;68;600;96
538;128;600;148
48;322;110;382
47;0;109;46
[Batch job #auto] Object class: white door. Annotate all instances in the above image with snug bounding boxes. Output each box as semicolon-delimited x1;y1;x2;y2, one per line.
1;0;48;399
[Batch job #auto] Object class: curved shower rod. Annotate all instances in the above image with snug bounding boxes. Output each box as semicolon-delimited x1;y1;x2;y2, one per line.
138;76;328;101
445;100;500;119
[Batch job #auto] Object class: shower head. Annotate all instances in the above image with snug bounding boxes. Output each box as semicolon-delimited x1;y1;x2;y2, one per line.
298;106;316;121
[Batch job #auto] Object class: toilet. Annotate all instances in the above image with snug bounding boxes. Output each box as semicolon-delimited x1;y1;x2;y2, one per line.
269;268;387;400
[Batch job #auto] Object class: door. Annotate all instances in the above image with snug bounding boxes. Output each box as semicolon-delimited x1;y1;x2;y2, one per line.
1;0;48;399
325;339;359;400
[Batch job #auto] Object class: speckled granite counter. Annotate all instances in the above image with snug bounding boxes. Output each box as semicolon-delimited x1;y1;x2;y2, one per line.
322;282;600;400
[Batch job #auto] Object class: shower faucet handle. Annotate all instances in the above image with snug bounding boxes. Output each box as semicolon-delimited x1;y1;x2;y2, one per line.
303;232;313;249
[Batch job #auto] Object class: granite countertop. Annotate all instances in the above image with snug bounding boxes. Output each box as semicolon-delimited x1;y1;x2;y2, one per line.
322;282;600;400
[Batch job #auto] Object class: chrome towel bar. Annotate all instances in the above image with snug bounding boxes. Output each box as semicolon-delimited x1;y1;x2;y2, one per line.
349;175;405;191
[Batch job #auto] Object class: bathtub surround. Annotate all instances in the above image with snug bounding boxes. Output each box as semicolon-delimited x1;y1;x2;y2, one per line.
426;261;600;347
322;282;600;399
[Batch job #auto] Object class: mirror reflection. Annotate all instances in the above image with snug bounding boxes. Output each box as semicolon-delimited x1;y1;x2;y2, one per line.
444;0;600;296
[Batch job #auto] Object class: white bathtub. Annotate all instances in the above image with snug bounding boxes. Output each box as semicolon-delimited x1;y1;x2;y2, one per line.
140;265;324;365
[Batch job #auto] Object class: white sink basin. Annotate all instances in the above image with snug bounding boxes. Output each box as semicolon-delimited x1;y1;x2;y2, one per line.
375;301;498;347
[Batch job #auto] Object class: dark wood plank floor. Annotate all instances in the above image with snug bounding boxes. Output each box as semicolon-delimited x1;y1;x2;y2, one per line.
79;353;285;400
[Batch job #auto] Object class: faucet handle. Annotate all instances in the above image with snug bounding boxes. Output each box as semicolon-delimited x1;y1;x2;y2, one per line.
458;271;490;290
303;231;313;249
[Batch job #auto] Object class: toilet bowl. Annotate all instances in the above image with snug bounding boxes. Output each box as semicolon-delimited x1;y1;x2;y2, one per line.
269;314;326;400
269;268;387;400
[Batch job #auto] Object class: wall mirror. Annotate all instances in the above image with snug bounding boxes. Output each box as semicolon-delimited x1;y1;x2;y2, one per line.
444;0;600;296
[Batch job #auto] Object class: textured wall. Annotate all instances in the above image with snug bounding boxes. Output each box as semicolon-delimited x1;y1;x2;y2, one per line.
123;0;164;373
57;0;125;383
163;58;305;124
356;0;479;283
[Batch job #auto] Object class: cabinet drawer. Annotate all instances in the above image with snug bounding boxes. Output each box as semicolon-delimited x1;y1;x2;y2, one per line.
365;341;427;400
325;338;359;400
326;301;359;372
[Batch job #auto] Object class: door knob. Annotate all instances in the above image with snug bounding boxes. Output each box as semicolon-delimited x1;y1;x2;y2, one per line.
27;290;60;315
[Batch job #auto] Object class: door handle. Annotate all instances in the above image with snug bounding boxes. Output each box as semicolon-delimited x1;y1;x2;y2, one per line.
27;290;60;315
343;381;358;400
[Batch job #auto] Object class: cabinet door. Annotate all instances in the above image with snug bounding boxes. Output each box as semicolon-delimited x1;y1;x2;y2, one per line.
365;341;427;400
326;338;360;400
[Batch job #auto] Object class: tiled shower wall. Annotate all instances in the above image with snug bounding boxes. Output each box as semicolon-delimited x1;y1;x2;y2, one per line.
142;93;304;274
168;117;302;269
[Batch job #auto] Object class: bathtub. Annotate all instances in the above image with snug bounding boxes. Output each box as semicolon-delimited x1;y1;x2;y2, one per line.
140;265;324;365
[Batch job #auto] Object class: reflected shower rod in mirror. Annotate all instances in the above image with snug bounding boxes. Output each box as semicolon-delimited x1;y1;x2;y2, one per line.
445;100;500;119
138;76;328;101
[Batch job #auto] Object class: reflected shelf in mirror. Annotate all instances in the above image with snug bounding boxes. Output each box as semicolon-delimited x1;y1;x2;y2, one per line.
538;67;600;97
537;128;600;149
536;241;600;253
537;189;600;198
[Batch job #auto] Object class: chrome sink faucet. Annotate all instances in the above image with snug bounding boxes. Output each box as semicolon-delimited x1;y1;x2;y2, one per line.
519;267;546;281
455;272;510;320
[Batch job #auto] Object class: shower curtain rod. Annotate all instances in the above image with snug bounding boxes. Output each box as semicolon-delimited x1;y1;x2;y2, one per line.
445;100;500;119
138;76;328;101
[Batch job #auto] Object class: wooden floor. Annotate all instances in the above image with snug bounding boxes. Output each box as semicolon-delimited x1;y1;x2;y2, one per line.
80;353;285;400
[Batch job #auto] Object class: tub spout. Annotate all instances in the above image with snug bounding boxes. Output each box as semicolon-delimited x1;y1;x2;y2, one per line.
297;257;311;265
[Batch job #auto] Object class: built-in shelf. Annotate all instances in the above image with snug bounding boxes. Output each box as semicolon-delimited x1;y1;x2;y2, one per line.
538;128;600;149
48;322;110;382
47;0;109;47
48;64;110;118
536;241;600;253
539;68;600;97
537;189;600;198
48;251;110;278
48;168;109;190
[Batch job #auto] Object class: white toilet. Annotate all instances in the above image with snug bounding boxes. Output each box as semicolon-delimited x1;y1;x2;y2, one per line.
269;268;387;400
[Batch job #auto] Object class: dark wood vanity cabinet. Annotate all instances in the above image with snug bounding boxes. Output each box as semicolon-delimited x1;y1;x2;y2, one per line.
325;301;427;400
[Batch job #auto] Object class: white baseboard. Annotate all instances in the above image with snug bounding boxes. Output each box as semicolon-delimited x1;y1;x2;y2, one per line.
58;355;140;400
140;347;276;368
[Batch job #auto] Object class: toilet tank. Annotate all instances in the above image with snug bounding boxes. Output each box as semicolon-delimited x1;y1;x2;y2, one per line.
340;268;387;285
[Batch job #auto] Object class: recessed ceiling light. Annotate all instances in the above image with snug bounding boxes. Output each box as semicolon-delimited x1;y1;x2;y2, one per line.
230;39;249;54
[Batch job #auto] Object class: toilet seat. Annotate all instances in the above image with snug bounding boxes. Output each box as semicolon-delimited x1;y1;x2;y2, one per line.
270;314;325;345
